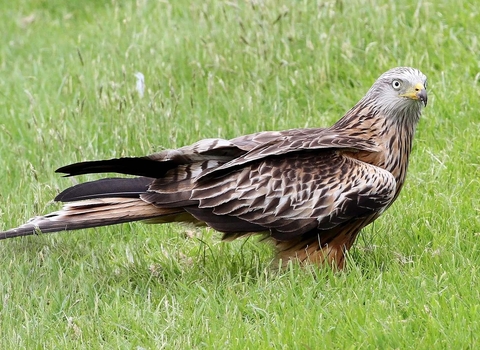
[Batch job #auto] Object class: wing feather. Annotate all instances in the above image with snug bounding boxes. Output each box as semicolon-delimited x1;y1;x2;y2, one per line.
199;128;381;180
55;127;391;242
190;151;396;240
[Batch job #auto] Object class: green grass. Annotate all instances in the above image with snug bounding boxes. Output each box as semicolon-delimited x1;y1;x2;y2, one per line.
0;0;479;348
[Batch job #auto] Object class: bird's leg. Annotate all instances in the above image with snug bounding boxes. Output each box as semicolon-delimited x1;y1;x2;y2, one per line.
275;229;359;270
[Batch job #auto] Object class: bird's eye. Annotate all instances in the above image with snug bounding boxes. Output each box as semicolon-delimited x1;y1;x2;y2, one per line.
391;80;402;90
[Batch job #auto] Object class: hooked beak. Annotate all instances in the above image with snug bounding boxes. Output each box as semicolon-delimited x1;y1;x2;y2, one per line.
401;82;428;107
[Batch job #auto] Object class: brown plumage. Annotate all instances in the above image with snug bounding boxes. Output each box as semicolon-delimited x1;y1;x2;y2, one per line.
0;67;427;269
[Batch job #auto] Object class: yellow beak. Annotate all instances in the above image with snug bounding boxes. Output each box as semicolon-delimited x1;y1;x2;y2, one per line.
401;82;427;106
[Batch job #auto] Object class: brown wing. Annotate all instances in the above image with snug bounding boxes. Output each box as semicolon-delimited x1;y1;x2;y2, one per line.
56;130;312;177
199;129;381;180
56;138;246;177
57;127;377;181
41;127;391;244
140;150;396;241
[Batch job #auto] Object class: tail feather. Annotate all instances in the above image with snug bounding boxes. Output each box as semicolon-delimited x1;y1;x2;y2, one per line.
1;175;185;240
55;177;154;202
0;197;182;240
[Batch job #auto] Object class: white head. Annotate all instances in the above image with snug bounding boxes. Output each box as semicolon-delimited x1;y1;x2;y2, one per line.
366;67;427;121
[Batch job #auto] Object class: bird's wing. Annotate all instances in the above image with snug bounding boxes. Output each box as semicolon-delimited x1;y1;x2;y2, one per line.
56;138;247;177
199;128;381;180
56;126;389;241
56;131;297;178
56;127;378;180
142;149;396;240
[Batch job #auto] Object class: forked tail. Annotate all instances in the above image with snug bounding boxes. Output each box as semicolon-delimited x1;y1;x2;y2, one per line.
0;176;183;240
0;197;182;239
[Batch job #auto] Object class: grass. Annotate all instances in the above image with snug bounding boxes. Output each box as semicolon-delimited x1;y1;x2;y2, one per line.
0;0;479;348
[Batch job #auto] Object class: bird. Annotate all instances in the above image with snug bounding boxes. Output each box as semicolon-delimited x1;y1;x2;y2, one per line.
0;67;427;269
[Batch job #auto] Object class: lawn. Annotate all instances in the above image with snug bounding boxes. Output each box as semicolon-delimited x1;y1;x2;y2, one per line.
0;0;479;348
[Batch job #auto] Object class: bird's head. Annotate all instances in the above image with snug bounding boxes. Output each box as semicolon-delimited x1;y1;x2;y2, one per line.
366;67;428;120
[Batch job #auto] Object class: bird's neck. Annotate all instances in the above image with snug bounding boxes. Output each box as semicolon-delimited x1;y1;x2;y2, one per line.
383;115;418;193
333;103;420;189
